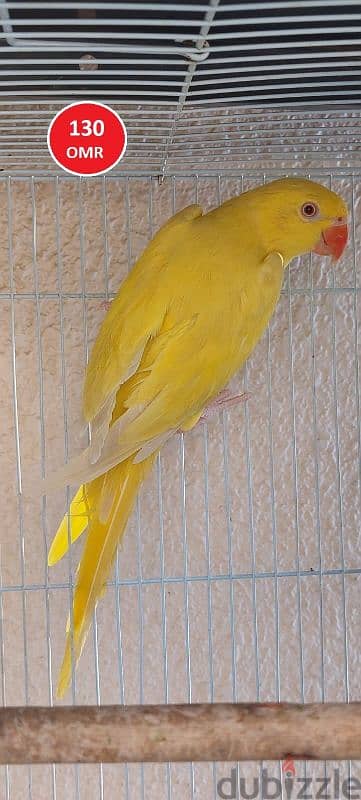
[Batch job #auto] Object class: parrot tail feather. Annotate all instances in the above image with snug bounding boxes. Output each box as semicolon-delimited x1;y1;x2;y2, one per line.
55;453;156;698
48;484;92;566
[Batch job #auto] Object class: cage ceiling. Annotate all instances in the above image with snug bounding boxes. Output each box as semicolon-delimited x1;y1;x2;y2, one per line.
0;0;360;175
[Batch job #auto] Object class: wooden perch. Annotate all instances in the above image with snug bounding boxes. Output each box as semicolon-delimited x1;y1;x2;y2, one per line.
0;702;361;764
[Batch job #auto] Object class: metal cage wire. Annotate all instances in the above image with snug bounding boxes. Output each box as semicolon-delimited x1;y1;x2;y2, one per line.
0;1;361;799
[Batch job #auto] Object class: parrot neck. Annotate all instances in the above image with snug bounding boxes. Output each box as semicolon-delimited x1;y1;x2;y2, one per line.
233;195;299;265
209;193;301;266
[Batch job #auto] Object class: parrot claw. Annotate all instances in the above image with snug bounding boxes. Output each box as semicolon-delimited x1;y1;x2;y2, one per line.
177;390;250;436
199;389;251;422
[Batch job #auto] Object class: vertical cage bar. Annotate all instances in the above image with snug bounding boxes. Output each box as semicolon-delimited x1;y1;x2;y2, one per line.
149;175;172;800
124;174;146;800
241;182;260;703
102;176;110;302
114;523;130;800
54;176;80;800
113;175;130;800
329;172;351;789
328;175;349;704
217;172;241;798
30;176;57;800
0;548;10;798
194;174;218;800
81;177;103;797
286;239;305;700
172;176;195;800
7;176;32;799
350;175;361;522
265;322;284;792
242;286;262;790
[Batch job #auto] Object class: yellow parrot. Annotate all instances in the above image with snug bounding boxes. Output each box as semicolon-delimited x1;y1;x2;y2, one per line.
44;177;348;697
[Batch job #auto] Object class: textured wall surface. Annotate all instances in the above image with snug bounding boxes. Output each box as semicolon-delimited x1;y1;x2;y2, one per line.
0;172;360;798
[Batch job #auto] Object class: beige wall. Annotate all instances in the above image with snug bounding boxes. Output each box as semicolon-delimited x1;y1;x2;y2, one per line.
0;173;360;798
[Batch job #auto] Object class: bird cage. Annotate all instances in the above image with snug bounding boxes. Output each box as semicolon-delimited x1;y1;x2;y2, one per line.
0;1;360;798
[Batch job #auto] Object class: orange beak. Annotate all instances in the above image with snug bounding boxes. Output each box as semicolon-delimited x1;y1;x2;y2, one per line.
313;219;348;262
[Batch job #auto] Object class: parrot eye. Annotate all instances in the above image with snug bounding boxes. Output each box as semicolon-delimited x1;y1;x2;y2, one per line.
301;202;319;219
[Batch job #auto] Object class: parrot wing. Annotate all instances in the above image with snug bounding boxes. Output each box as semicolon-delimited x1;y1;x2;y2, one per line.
83;203;203;459
42;313;199;492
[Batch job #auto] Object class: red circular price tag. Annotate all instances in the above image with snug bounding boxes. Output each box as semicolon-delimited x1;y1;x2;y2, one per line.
47;101;127;176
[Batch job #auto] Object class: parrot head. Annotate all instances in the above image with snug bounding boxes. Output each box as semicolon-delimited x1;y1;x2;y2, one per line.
249;178;348;265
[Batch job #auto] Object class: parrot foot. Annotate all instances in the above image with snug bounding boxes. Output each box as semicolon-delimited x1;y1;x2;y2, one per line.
178;390;250;436
199;389;251;422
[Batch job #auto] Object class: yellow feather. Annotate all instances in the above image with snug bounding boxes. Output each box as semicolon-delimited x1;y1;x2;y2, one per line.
48;485;90;566
56;456;155;698
46;177;348;695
